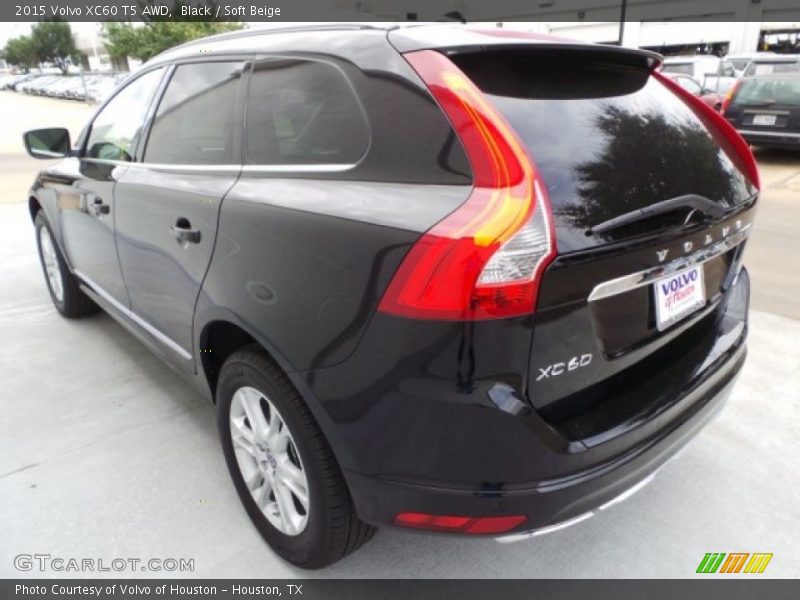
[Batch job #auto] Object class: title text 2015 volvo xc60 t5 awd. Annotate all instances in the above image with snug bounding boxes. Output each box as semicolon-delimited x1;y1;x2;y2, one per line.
24;24;758;568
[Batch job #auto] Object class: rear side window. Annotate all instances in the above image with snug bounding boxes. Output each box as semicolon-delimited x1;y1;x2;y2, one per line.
734;78;800;107
144;62;245;165
86;68;164;161
244;59;368;166
745;61;800;76
662;63;694;76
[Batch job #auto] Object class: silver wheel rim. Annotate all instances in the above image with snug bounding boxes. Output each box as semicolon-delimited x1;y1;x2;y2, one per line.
39;226;64;303
229;386;310;536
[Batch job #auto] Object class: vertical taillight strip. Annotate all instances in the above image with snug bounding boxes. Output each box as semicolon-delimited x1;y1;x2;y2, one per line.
720;79;743;116
377;50;557;321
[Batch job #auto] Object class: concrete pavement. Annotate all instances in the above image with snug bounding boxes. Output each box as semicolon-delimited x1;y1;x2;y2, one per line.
0;91;93;207
0;92;798;578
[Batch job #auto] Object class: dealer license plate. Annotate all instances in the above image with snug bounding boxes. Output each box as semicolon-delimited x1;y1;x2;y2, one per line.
654;266;706;331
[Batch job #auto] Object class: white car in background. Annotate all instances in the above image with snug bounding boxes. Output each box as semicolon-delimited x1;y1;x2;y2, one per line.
743;54;800;77
661;55;738;95
725;51;778;76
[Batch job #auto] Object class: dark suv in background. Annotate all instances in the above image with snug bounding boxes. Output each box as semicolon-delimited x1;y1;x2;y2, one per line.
25;24;758;568
723;72;800;149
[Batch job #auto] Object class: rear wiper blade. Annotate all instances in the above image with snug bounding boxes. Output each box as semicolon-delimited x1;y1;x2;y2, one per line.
588;194;728;235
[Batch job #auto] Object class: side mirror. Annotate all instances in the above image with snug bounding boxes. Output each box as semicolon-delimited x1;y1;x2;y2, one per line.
23;128;72;159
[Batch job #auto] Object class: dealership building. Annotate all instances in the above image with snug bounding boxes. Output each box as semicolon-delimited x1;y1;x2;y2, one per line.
4;0;799;73
379;0;800;55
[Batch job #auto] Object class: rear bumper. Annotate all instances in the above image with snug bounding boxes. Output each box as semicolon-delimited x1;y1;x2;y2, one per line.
336;266;750;533
738;129;800;148
344;341;743;532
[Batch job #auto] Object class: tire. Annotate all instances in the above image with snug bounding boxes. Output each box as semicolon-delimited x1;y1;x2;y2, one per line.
34;212;98;318
217;345;375;568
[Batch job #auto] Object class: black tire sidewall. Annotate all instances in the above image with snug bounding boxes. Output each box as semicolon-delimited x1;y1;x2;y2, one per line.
34;213;69;314
216;357;331;566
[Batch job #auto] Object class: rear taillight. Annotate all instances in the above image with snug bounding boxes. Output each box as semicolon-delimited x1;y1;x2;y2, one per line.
653;71;759;190
394;512;527;534
720;79;742;116
377;50;556;321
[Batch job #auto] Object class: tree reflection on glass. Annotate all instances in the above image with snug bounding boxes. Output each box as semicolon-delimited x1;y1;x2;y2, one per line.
562;105;741;234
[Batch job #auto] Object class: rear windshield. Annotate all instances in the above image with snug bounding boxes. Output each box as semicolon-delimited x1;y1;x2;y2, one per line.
744;60;800;77
452;50;753;253
733;77;800;107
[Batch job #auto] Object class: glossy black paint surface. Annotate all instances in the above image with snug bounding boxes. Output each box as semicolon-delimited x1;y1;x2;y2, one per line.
29;26;753;534
115;165;238;359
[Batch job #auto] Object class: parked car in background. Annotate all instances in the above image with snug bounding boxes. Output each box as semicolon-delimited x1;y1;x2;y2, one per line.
45;77;80;98
25;76;62;95
725;51;777;76
662;72;722;110
85;74;126;103
723;72;800;149
24;25;758;568
742;54;800;77
4;72;126;102
16;75;42;93
2;73;36;90
661;55;738;94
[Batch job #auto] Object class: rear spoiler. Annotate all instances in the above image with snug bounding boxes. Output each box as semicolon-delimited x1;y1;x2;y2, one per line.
388;25;663;70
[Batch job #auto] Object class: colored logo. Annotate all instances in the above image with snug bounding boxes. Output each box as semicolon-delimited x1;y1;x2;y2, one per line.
696;553;773;574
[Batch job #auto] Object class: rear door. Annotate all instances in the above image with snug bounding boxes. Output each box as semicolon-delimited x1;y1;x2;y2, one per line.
113;61;246;368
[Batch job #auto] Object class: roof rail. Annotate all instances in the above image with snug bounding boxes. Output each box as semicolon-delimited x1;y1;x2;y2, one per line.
169;23;386;53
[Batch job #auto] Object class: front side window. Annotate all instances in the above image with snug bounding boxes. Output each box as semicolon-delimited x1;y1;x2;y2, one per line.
728;58;749;72
245;59;368;166
144;62;245;165
718;61;736;78
85;68;164;162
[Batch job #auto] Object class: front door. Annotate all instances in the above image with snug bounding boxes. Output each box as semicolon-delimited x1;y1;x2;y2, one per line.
114;61;246;365
59;68;165;306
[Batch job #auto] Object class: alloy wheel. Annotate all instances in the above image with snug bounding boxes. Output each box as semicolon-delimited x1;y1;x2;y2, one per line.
229;385;310;536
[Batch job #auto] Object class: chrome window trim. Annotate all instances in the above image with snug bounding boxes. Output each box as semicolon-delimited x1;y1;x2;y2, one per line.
75;270;193;361
587;225;751;303
78;158;357;174
31;149;69;159
240;163;358;173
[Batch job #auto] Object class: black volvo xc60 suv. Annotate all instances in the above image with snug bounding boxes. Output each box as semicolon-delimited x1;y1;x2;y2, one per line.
24;24;758;567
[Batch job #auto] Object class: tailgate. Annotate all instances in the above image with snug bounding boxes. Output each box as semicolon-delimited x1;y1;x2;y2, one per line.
445;44;757;421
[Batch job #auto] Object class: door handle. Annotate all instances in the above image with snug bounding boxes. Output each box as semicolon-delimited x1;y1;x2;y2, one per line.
171;218;201;245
